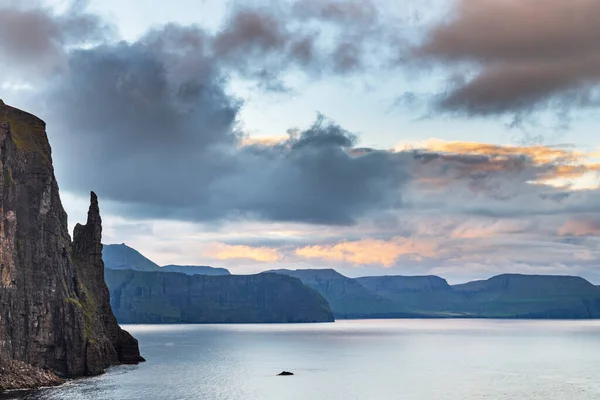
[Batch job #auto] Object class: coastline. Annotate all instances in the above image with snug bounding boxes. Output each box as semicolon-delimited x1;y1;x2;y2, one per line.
0;359;64;393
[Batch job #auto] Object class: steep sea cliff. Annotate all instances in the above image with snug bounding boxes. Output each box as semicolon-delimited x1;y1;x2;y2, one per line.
0;101;143;391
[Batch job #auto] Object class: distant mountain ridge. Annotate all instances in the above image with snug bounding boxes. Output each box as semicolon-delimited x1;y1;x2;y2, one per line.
270;269;600;320
268;269;425;318
451;274;600;318
103;244;161;272
101;244;600;321
105;269;333;323
102;246;331;323
103;244;230;275
161;264;230;276
356;275;469;316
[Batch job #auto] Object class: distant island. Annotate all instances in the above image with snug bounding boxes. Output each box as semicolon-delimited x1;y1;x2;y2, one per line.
103;244;333;323
104;244;600;322
272;269;600;319
103;243;231;275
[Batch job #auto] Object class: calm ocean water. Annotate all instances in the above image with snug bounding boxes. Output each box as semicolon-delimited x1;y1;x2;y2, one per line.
6;319;600;400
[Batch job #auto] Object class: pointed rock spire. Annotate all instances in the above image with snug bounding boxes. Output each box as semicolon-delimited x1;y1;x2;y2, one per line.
86;191;102;232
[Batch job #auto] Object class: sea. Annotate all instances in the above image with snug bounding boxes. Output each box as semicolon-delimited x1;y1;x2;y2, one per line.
5;319;600;400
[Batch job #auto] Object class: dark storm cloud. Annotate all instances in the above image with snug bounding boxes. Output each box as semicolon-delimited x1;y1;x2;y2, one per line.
0;0;112;79
44;30;238;209
209;0;392;79
219;117;408;224
210;7;319;79
4;0;598;227
37;23;410;225
0;0;416;226
1;0;394;87
414;0;600;115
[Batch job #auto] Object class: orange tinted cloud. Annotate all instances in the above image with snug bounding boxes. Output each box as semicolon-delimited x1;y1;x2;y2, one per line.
240;135;287;147
203;243;282;262
450;220;530;239
424;140;584;164
558;219;600;237
415;139;600;184
295;238;439;266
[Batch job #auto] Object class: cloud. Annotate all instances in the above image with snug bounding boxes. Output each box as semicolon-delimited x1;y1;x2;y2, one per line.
0;1;415;226
558;217;600;237
3;0;600;281
31;35;600;226
292;0;379;27
22;16;600;226
414;0;600;116
41;38;410;225
1;0;406;90
209;0;404;80
296;237;440;266
413;139;600;184
211;6;318;78
203;243;281;263
0;0;113;80
240;135;288;147
449;219;531;239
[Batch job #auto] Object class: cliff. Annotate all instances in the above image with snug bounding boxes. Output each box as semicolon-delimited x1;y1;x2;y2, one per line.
0;101;142;391
452;274;600;318
356;275;469;315
269;269;421;319
71;193;144;367
105;269;334;323
270;269;600;319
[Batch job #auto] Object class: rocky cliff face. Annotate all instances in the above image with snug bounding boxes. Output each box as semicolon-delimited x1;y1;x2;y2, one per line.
356;275;469;315
452;274;600;318
0;101;142;391
105;269;334;323
71;192;145;369
357;275;453;293
269;269;421;319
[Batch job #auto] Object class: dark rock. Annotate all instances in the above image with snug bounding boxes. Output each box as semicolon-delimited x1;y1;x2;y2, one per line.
0;101;142;391
0;359;64;391
278;371;294;376
72;192;145;367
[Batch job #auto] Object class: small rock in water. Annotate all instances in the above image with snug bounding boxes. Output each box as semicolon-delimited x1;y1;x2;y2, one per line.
278;371;294;376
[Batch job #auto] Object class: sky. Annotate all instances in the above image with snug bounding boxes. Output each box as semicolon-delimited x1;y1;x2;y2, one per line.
1;0;600;283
